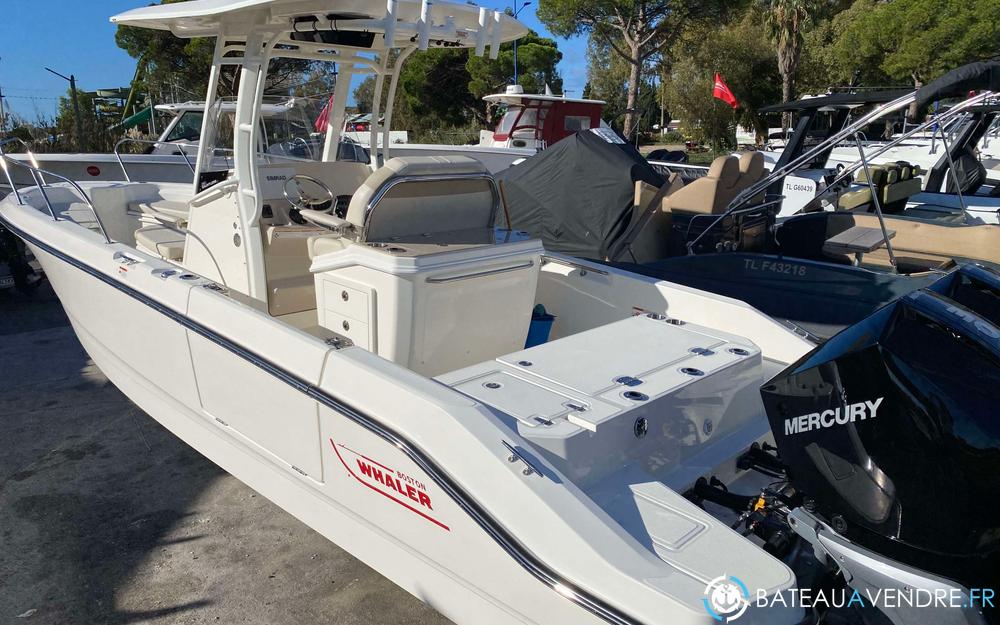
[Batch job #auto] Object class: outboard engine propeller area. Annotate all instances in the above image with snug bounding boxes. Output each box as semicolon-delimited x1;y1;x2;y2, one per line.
761;264;1000;625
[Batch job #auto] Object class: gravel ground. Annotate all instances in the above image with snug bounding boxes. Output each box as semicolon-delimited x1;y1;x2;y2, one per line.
0;282;452;625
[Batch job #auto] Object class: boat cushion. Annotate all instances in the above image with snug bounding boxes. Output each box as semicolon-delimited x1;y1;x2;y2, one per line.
839;213;1000;268
344;156;496;242
839;188;872;211
128;198;189;225
663;155;741;215
135;225;185;260
262;225;326;316
307;234;350;259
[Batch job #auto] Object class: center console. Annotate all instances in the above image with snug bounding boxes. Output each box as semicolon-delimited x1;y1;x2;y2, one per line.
311;229;543;376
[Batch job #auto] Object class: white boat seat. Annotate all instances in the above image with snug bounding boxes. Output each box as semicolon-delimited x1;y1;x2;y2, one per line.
129;198;189;225
344;156;496;242
135;225;185;261
262;225;326;316
307;234;350;260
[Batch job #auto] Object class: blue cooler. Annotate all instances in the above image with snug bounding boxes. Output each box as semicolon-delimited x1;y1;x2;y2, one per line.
525;304;556;348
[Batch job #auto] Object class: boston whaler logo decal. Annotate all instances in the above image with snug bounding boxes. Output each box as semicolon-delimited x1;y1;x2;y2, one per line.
784;397;884;436
330;438;449;531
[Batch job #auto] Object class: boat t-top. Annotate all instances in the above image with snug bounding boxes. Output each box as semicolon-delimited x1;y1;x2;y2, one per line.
3;2;1000;625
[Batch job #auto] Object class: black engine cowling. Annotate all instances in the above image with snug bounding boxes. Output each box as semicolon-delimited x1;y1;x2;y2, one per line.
761;264;1000;593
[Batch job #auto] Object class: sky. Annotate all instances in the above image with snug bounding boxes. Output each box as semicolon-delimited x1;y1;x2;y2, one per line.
0;0;588;122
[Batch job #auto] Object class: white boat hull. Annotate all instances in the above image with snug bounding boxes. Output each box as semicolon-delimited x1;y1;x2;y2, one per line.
1;182;808;625
27;235;610;625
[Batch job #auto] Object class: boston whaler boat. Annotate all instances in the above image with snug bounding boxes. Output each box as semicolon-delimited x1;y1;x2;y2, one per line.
3;2;1000;624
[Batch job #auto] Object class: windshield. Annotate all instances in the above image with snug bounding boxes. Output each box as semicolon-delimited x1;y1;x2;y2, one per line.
495;106;541;137
164;111;204;142
199;95;368;165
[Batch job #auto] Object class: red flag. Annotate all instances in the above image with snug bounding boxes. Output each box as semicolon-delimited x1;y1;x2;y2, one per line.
314;95;333;132
713;73;738;109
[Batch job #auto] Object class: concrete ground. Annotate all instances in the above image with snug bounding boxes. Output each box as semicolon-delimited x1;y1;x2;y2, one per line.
0;282;452;625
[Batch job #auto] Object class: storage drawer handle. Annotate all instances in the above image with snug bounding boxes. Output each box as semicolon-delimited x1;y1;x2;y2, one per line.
426;260;534;284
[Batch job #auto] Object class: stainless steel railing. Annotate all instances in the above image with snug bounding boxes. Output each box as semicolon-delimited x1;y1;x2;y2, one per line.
0;137;112;244
114;137;196;182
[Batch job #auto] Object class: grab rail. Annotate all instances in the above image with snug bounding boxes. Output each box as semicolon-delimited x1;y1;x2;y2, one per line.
0;137;45;200
114;137;196;182
0;138;112;244
426;260;534;283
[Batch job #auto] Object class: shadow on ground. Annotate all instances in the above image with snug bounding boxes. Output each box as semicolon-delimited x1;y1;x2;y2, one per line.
0;282;452;625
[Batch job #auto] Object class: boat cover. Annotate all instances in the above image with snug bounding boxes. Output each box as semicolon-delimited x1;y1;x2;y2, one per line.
914;61;1000;112
496;130;664;259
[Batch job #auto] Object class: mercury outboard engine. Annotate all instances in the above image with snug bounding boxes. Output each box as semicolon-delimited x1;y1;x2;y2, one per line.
762;264;1000;625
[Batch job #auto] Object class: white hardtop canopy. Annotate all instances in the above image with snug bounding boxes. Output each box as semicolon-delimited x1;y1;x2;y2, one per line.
111;0;528;50
154;100;298;115
483;85;605;107
113;0;528;173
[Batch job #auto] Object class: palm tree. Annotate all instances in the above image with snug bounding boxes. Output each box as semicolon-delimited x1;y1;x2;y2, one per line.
763;0;813;131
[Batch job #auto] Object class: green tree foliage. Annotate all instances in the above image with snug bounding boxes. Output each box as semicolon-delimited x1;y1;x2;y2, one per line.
658;9;780;148
353;34;562;141
467;33;563;102
115;0;215;100
115;0;314;101
762;0;821;129
582;37;657;137
829;0;1000;89
538;0;728;138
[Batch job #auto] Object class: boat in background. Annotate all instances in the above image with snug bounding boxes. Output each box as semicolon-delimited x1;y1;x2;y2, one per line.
479;84;608;150
0;98;372;196
340;85;608;172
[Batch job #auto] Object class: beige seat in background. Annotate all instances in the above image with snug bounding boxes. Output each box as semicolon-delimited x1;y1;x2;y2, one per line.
843;212;1000;270
608;174;685;263
663;155;742;215
839;162;923;212
737;152;767;204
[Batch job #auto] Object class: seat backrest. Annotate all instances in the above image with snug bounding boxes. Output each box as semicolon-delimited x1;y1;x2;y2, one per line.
663;155;741;215
738;152;765;185
343;155;498;242
737;151;766;204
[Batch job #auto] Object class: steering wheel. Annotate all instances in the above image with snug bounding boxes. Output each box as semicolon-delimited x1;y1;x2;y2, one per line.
283;174;335;212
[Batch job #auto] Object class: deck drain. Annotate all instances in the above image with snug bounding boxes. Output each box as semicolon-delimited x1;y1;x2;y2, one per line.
728;347;750;356
484;382;502;389
517;360;533;367
689;347;714;356
623;390;649;401
634;417;649;439
680;367;704;376
615;376;643;387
